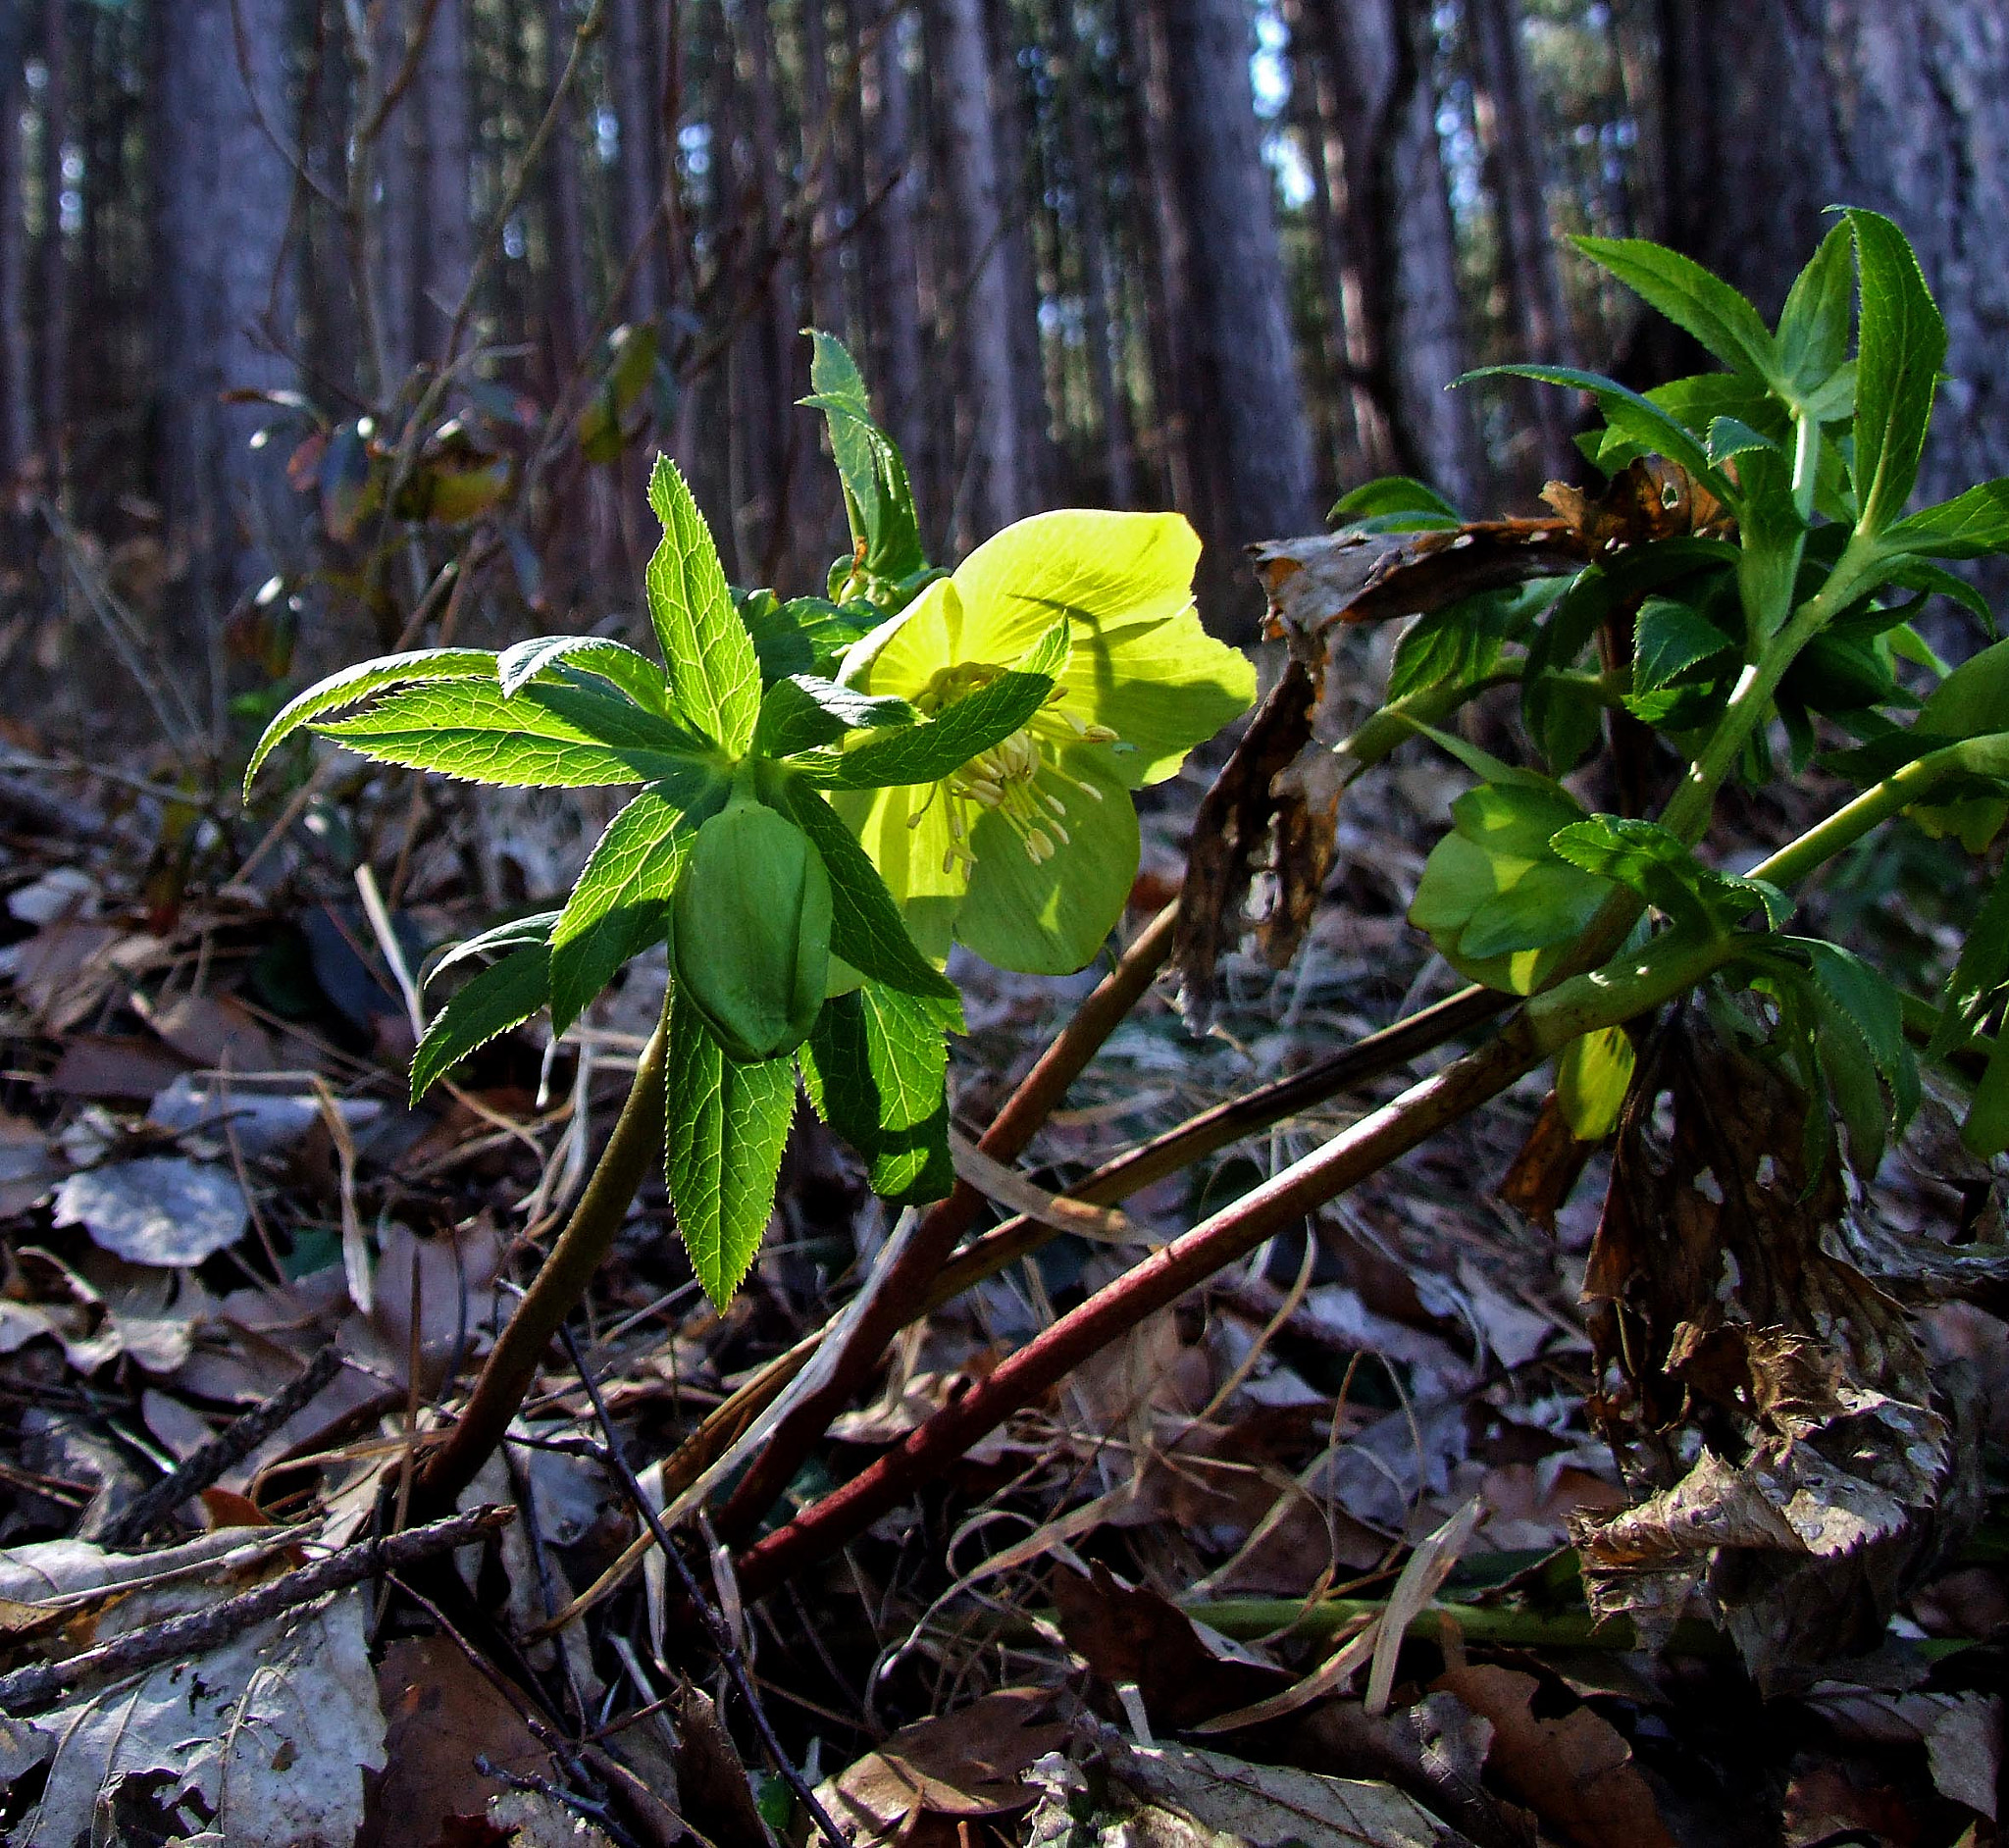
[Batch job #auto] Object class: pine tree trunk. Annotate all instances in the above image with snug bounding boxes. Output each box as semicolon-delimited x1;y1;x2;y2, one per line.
929;0;1027;545
413;0;473;360
986;0;1056;510
1655;0;2009;512
1155;0;1316;605
1308;0;1477;507
38;0;69;468
1052;1;1136;507
859;1;928;495
153;0;298;663
610;0;663;319
0;9;30;476
541;0;592;381
1467;0;1574;489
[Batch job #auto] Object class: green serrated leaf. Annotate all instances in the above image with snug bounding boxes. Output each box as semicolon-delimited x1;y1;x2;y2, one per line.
1960;1034;2009;1159
797;628;1066;791
799;983;953;1203
753;675;915;759
496;635;674;713
645;456;762;752
1632;598;1735;694
550;783;725;1034
1707;416;1780;468
1572;235;1782;387
318;680;716;789
1790;935;1921;1161
1463;363;1729;497
775;777;961;1008
1929;860;2009;1058
1845;208;1947;534
244;648;498;794
1882;480;2009;560
1330;476;1462;529
427;910;559;986
665;988;798;1308
1777;223;1856;401
804;331;928;581
411;945;548;1103
742;592;873;685
1550;813;1788;935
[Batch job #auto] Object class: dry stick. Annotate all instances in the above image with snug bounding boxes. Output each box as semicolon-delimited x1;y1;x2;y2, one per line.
543;979;1507;1632
98;1346;345;1550
0;1506;513;1716
733;1021;1546;1600
407;1014;669;1525
712;899;1184;1542
556;1326;847;1848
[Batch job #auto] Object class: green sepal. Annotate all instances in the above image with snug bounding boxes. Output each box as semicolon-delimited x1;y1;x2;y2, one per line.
1557;1026;1637;1142
774;777;961;1010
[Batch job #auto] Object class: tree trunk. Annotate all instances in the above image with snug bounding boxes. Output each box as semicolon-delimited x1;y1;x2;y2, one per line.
1154;0;1316;610
1655;0;2009;514
929;0;1027;546
1052;1;1136;507
859;0;927;488
153;0;298;667
609;0;663;319
38;0;69;470
986;0;1056;509
1467;0;1574;489
0;8;30;476
541;0;592;382
413;0;473;360
1308;0;1478;507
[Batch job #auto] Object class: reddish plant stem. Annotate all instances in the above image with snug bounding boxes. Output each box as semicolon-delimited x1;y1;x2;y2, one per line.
712;900;1182;1541
733;1015;1543;1598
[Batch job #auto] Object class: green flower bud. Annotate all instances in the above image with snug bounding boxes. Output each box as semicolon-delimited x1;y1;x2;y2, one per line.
673;797;832;1062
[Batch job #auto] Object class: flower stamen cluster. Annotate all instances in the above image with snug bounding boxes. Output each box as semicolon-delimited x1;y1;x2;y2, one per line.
914;669;1118;871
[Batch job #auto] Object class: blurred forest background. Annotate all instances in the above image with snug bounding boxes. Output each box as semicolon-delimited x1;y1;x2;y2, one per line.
2;0;2007;728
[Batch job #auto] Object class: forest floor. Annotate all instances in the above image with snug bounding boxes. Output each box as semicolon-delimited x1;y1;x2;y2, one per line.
0;649;2002;1848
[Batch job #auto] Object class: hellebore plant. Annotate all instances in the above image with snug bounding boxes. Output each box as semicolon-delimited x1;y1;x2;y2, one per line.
243;331;1254;1513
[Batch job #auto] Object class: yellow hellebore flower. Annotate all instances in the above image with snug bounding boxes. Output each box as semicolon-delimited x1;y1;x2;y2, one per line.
838;509;1256;974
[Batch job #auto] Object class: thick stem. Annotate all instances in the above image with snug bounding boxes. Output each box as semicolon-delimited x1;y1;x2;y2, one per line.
711;900;1183;1539
409;1012;669;1523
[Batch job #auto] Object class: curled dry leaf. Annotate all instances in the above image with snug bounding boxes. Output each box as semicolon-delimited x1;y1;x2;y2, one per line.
817;1686;1068;1846
1025;1715;1477;1847
1573;1007;1977;1687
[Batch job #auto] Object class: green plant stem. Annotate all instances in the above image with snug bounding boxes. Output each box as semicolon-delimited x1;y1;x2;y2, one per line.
408;1009;668;1524
1747;731;2009;892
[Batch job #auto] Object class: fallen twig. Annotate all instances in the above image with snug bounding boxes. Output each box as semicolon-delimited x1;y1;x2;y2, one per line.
98;1345;346;1549
557;1324;845;1848
0;1505;513;1715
